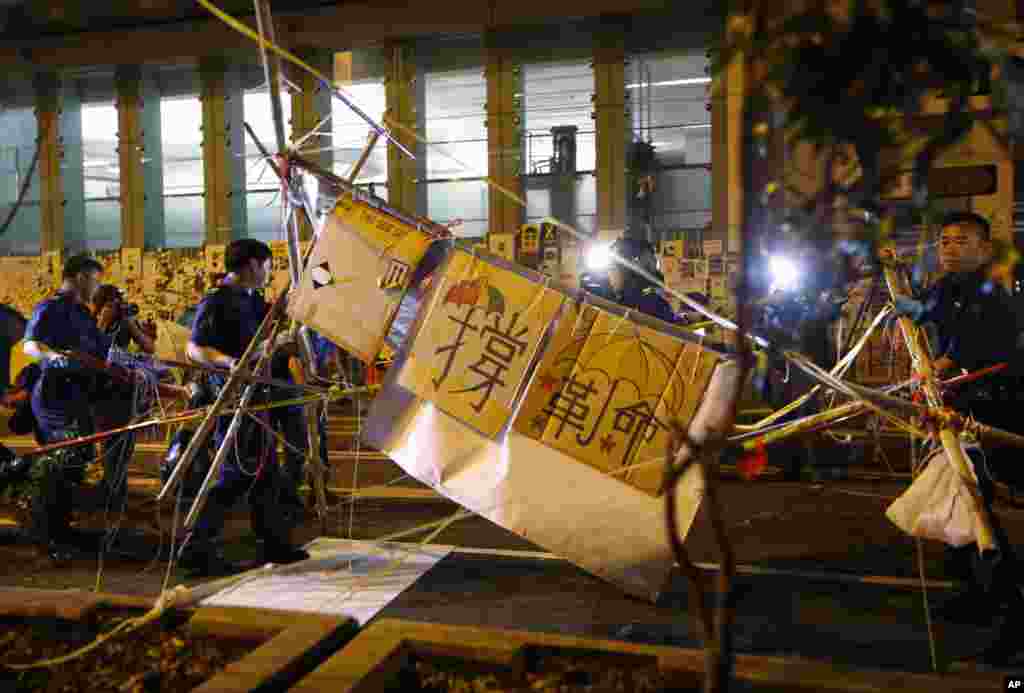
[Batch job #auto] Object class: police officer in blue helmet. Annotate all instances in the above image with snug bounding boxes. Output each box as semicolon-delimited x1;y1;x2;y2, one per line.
586;236;678;324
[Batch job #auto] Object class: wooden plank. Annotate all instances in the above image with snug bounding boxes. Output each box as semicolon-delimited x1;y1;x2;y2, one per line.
189;606;318;641
195;616;359;693
307;618;1002;693
0;588;102;621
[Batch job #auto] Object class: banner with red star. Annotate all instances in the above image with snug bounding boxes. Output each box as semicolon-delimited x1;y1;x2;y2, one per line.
514;297;723;496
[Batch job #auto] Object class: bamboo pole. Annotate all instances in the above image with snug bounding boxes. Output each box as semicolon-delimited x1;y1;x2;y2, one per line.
156;289;288;503
347;130;381;183
17;385;379;460
880;256;996;550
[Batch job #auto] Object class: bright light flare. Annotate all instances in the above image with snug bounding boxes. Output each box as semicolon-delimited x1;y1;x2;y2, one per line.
586;242;613;271
768;254;800;292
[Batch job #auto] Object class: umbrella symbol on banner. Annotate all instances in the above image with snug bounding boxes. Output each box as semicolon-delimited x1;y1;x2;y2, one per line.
444;278;506;316
311;262;334;289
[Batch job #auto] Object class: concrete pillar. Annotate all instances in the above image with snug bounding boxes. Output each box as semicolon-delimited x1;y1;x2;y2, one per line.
723;56;745;253
224;64;246;243
35;72;66;254
385;43;426;215
594;28;626;242
200;58;232;245
116;65;146;249
485;35;524;237
59;80;87;253
141;69;165;249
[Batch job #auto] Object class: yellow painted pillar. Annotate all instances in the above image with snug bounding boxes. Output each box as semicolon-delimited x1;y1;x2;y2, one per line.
485;37;523;238
594;30;626;242
116;65;146;249
201;58;232;245
291;49;333;239
724;57;745;253
385;43;422;215
34;72;64;254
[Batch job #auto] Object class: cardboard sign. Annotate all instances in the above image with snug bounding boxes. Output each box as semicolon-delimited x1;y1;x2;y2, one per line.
519;224;540;255
204;245;225;274
661;239;685;258
397;250;564;438
364;350;739;602
702;239;724;257
487;233;516;262
121;247;142;280
269;240;291;273
287;195;433;363
515;300;722;496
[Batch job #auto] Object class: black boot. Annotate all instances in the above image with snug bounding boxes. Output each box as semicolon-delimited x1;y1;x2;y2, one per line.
263;539;309;566
0;454;31;494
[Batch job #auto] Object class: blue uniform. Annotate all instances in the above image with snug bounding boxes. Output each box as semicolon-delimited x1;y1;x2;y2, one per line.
189;285;286;542
24;291;113;546
25;292;112;442
915;267;1024;633
615;284;679;325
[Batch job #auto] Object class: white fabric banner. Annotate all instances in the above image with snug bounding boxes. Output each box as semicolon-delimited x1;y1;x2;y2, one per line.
364;361;740;602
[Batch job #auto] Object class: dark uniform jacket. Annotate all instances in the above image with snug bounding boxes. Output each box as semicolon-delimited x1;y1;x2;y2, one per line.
918;268;1017;377
190;284;293;389
615;282;679;325
25;292;113;437
916;268;1021;468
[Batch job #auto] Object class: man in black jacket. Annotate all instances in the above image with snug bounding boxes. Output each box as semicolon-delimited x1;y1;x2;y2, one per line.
896;211;1023;665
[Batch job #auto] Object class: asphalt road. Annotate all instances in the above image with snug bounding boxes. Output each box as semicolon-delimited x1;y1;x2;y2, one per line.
1;463;1023;677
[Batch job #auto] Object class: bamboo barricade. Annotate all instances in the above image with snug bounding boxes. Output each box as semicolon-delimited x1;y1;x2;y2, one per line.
15;385;379;461
880;255;997;550
241;75;331;528
729;362;1020;453
156;286;288;504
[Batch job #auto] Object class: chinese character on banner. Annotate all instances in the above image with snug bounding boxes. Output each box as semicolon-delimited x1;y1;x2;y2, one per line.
515;302;722;496
397;250;564;438
287;194;433;364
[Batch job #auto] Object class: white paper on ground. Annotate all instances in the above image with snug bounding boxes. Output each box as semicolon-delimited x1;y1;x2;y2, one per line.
364;360;740;602
200;539;450;623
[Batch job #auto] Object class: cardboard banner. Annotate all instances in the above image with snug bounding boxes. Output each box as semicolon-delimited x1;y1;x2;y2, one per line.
396;250;564;438
515;299;722;496
287;195;433;363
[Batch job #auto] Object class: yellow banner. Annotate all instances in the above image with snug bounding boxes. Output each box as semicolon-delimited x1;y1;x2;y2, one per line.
334;195;430;268
287;196;433;363
515;302;721;496
398;250;564;438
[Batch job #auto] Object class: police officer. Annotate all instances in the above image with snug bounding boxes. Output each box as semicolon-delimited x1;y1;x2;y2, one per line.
92;284;156;512
895;211;1023;665
178;238;308;576
594;237;679;324
23;254;113;560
